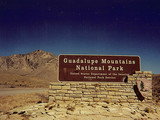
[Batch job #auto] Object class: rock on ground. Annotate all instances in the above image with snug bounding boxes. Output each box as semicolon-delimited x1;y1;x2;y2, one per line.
0;101;160;120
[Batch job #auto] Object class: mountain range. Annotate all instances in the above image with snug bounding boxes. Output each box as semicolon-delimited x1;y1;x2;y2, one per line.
0;50;58;88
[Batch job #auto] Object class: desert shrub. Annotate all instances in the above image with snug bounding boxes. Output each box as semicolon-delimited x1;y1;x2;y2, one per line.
67;106;75;111
144;107;155;113
35;93;49;103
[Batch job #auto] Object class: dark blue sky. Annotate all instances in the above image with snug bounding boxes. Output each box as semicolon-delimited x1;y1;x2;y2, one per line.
0;0;160;73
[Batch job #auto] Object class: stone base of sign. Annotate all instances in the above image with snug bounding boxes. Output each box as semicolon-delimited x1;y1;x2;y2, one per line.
49;71;152;103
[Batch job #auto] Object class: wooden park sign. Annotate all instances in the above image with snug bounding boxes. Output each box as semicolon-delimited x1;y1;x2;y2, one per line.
59;55;140;82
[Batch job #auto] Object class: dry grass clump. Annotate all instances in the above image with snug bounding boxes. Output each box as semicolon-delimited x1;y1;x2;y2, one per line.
67;106;75;111
0;92;48;112
0;71;51;88
144;107;155;113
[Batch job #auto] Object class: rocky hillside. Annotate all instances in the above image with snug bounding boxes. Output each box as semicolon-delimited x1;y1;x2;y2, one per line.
0;50;58;88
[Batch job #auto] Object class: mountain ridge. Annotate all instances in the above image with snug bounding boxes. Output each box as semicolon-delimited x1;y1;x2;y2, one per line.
0;50;58;88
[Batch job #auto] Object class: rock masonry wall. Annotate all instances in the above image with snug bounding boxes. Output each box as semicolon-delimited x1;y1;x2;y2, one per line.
49;71;152;103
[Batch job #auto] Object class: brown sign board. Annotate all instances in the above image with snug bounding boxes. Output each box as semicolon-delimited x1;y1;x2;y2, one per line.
59;55;140;82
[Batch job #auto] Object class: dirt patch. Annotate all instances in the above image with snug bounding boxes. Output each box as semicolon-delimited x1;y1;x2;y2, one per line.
0;92;48;112
0;88;48;96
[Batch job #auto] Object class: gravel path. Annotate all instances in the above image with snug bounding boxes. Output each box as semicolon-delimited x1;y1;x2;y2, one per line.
0;88;48;96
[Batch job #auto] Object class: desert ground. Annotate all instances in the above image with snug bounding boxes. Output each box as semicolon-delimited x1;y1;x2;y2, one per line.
0;88;48;97
0;74;159;120
0;51;160;120
0;94;160;120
